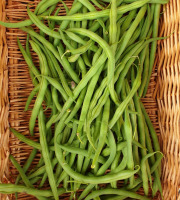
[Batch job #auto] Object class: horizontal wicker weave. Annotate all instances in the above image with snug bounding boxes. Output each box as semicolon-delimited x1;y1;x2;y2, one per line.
0;0;179;200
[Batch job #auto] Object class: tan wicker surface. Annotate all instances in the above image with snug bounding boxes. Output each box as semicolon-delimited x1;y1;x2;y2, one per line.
0;0;179;200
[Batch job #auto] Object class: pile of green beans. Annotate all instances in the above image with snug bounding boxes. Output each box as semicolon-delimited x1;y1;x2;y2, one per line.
0;0;168;199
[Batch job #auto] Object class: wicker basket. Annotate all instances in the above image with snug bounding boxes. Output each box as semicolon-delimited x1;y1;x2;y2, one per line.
0;0;179;200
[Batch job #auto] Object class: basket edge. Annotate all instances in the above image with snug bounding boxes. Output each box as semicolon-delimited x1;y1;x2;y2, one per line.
0;0;10;199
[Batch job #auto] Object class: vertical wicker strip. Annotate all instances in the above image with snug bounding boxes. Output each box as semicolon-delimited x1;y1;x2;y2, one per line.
155;1;180;200
0;0;10;200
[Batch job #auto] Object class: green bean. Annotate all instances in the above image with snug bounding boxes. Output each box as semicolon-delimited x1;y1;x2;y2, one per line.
8;155;49;200
124;108;134;186
0;184;66;197
0;4;57;28
49;7;61;43
31;37;72;98
38;109;58;200
127;23;142;47
91;98;110;168
42;75;69;100
139;5;152;40
116;36;164;91
24;84;40;111
102;141;126;157
34;0;48;15
53;52;107;124
78;0;96;11
91;0;104;9
131;68;158;195
84;188;150;200
109;0;117;55
141;152;162;196
30;36;56;78
56;139;140;184
89;87;109;124
0;19;34;28
54;162;62;184
17;38;40;83
140;102;163;196
9;155;33;188
111;147;127;174
10;128;41;149
28;158;57;180
92;48;103;66
29;177;42;185
37;0;60;15
15;148;37;199
21;27;80;84
65;31;98;52
57;142;105;165
125;81;139;165
64;88;86;125
152;178;159;197
140;103;161;156
68;54;80;62
61;57;87;126
111;151;121;188
109;64;141;129
44;0;150;21
96;130;116;176
124;0;168;3
80;0;107;46
143;4;161;96
116;5;147;60
69;40;93;55
77;65;104;141
102;196;126;200
56;149;77;186
151;154;163;174
53;1;83;46
68;28;119;103
52;88;62;112
79;184;96;200
139;45;150;97
82;52;92;67
120;9;137;37
62;1;69;14
60;2;83;30
77;137;88;174
81;112;103;175
82;7;88;29
26;34;32;59
28;41;49;135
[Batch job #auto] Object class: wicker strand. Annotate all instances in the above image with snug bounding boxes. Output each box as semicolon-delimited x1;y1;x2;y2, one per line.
0;0;10;200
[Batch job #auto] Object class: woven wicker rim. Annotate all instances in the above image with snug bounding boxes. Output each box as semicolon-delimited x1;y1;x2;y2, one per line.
0;0;179;199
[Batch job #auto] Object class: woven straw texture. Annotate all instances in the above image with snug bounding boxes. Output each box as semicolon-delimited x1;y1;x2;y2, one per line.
0;0;179;200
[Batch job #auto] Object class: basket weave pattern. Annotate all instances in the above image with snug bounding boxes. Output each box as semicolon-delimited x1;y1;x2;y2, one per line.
0;0;179;200
155;1;180;199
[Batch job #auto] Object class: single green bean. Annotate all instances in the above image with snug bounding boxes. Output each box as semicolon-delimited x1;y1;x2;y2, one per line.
96;130;116;176
38;109;58;200
91;98;110;168
84;188;150;200
143;4;161;96
0;184;66;197
24;84;40;111
43;0;150;21
37;0;60;15
28;40;49;135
